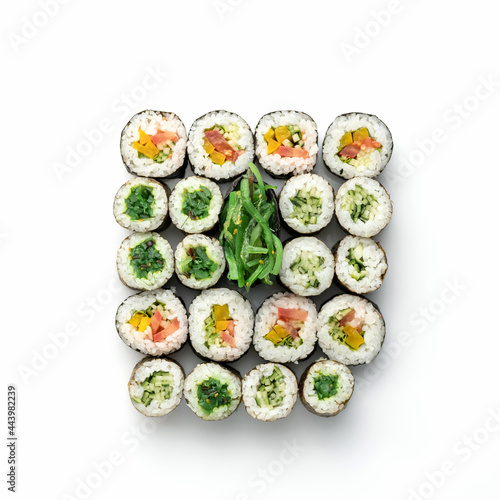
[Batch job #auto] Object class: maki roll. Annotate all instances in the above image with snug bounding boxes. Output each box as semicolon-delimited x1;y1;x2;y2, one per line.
188;288;254;362
116;232;174;290
255;110;318;178
323;112;393;179
128;356;184;417
279;237;334;296
278;173;334;235
187;110;254;181
183;363;242;421
242;363;298;421
169;176;223;234
335;178;392;237
113;177;169;232
334;235;388;294
253;292;317;364
174;235;225;290
120;110;187;178
299;359;354;417
115;290;188;356
317;294;385;365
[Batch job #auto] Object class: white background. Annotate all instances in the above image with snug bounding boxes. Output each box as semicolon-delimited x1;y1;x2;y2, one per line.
2;1;500;499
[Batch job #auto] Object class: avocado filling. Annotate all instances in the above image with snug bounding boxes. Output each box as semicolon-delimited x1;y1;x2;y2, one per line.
348;243;367;281
255;367;286;409
341;185;379;223
181;186;213;221
264;125;305;155
328;307;365;351
204;304;235;348
129;238;165;278
179;245;218;280
289;187;322;226
313;373;339;400
290;250;325;289
197;377;231;414
125;185;155;220
132;371;174;407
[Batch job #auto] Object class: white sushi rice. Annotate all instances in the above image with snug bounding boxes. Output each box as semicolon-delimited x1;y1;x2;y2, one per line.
335;177;392;238
174;235;225;289
116;232;174;290
317;294;385;365
255;111;318;176
253;292;317;364
323;112;393;179
279;173;334;234
335;236;388;294
187;111;254;180
183;363;241;420
128;357;184;417
189;288;254;362
279;237;334;296
120;110;187;177
115;290;188;356
169;176;223;233
113;177;168;232
242;363;298;421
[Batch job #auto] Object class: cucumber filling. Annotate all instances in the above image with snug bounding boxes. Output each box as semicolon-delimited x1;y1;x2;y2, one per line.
290;250;325;289
348;243;367;281
132;370;174;407
341;185;379;223
289;187;322;226
255;367;286;409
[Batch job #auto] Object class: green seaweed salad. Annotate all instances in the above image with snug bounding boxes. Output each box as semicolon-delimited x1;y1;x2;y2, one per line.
219;163;283;291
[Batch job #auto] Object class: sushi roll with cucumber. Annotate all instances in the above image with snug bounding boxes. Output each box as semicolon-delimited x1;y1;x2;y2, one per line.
279;237;334;296
323;112;393;179
128;356;184;417
253;292;317;364
169;176;223;234
183;362;242;421
116;232;174;290
174;235;225;290
317;294;385;365
113;177;169;232
278;173;335;234
242;363;298;421
255;110;318;178
115;290;188;356
299;359;354;417
189;288;254;362
187;110;254;181
334;236;388;294
335;178;392;237
120;110;187;178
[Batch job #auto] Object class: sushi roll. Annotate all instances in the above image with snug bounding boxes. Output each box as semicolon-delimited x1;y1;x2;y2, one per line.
278;173;335;235
120;110;187;178
333;236;388;294
253;292;317;364
113;177;169;232
183;362;242;421
242;363;298;421
188;288;254;362
169;176;223;234
323;112;393;179
317;294;385;365
279;237;334;296
174;235;225;290
187;110;254;181
335;178;392;237
299;359;354;417
128;356;184;417
116;232;174;290
255;110;318;178
115;290;188;356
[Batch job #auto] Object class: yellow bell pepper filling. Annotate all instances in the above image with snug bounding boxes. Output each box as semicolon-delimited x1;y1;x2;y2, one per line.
215;320;229;332
338;131;353;150
138;315;152;333
265;324;290;345
352;127;369;142
133;129;159;160
274;126;292;144
209;150;226;165
202;136;215;155
213;304;230;322
343;324;365;350
266;138;280;155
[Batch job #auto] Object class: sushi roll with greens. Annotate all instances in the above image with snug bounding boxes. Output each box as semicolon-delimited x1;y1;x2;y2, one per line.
323;112;393;179
183;363;242;421
299;359;354;417
187;110;254;181
113;177;169;232
115;290;188;356
128;356;184;417
279;237;334;296
174;235;225;290
116;232;174;290
279;173;335;234
189;288;254;362
335;178;392;237
169;176;223;234
242;363;298;421
255;110;318;178
317;294;385;365
120;110;187;178
334;236;388;294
